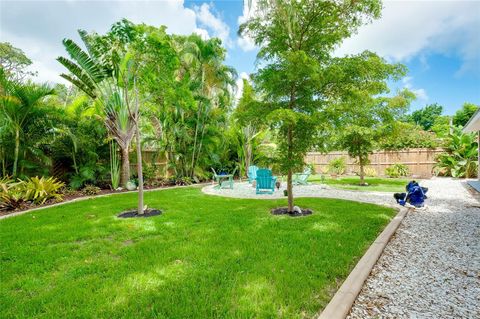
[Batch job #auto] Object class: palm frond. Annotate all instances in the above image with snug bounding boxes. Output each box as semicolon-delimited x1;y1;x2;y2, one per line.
57;57;97;94
61;38;106;83
59;74;96;98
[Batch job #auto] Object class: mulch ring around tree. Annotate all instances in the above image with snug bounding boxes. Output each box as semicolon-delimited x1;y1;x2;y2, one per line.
271;207;313;217
117;209;162;218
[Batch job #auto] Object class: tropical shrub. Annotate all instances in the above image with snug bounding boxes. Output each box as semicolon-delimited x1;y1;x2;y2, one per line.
364;167;378;177
385;164;409;178
434;128;478;178
0;176;64;210
81;185;101;196
0;177;26;210
23;176;64;204
328;157;346;175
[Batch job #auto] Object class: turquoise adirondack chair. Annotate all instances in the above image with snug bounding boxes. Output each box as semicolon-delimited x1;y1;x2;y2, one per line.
255;169;277;194
247;165;259;183
212;167;237;189
293;167;312;185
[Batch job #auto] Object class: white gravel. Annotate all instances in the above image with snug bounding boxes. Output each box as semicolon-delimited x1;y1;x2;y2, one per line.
348;177;480;319
202;181;395;207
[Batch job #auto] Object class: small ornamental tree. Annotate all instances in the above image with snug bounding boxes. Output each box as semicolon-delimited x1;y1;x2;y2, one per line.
330;52;415;185
240;0;383;211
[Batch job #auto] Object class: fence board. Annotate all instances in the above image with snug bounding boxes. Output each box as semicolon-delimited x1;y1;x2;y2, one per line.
305;148;445;178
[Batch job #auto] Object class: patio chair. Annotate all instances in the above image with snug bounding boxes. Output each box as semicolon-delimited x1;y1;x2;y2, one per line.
293;167;312;185
255;169;277;194
247;165;259;183
212;167;236;189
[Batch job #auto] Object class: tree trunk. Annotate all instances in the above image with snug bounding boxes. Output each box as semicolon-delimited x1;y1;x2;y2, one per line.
12;127;19;177
135;124;144;215
72;149;78;174
120;146;130;188
359;156;365;185
287;125;294;212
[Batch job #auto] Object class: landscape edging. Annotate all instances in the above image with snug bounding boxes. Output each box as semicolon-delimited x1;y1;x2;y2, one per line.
0;183;208;220
317;206;411;319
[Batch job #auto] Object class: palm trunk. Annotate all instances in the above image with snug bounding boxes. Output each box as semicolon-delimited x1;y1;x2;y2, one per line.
135;124;144;215
72;148;78;174
12;127;19;177
133;77;144;215
120;146;130;188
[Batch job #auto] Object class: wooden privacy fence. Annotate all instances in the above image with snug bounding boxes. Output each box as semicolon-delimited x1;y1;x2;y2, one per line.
129;150;168;175
305;148;445;178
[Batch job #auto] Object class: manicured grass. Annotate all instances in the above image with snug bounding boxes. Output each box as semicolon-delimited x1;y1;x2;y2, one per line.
309;175;409;192
0;186;395;319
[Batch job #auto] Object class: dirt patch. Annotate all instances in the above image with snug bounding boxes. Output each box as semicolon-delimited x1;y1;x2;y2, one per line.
271;207;313;217
117;209;162;218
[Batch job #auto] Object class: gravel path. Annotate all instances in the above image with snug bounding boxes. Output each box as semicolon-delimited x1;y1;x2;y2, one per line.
202;181;395;207
348;178;480;319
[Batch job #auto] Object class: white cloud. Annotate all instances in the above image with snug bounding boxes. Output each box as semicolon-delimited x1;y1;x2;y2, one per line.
237;0;258;52
235;72;250;102
336;0;480;75
194;3;232;47
402;76;428;101
193;27;210;40
0;0;229;84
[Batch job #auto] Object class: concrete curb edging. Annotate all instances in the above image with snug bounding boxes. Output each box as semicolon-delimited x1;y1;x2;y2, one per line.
0;183;208;220
317;207;411;319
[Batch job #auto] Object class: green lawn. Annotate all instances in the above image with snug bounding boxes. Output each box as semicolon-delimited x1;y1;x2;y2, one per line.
309;175;409;192
0;186;395;319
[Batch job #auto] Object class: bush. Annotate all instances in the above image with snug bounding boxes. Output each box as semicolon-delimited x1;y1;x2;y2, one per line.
0;177;26;211
0;176;64;210
23;176;65;204
328;157;346;175
364;167;378;177
385;164;409;178
168;176;193;186
434;128;478;178
81;185;101;196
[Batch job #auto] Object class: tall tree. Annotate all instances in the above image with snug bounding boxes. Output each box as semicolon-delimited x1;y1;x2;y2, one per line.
453;102;479;127
329;52;413;185
0;42;36;82
409;103;443;130
240;0;382;212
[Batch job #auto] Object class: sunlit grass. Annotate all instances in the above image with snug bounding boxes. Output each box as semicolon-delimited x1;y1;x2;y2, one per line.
0;186;395;318
309;175;409;192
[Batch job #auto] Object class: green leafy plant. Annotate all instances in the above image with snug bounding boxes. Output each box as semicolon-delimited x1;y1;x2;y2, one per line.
81;184;101;196
434;128;478;178
0;176;26;210
385;164;409;178
364;167;378;177
23;176;64;204
328;158;346;175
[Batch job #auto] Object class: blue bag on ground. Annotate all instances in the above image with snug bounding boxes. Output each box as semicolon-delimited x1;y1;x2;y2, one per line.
394;180;428;208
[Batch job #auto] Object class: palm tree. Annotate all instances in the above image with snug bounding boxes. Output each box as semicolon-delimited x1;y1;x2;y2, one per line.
174;35;236;177
0;70;53;177
57;30;136;187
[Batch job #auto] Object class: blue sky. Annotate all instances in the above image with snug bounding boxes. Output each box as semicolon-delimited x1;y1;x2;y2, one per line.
1;0;479;115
